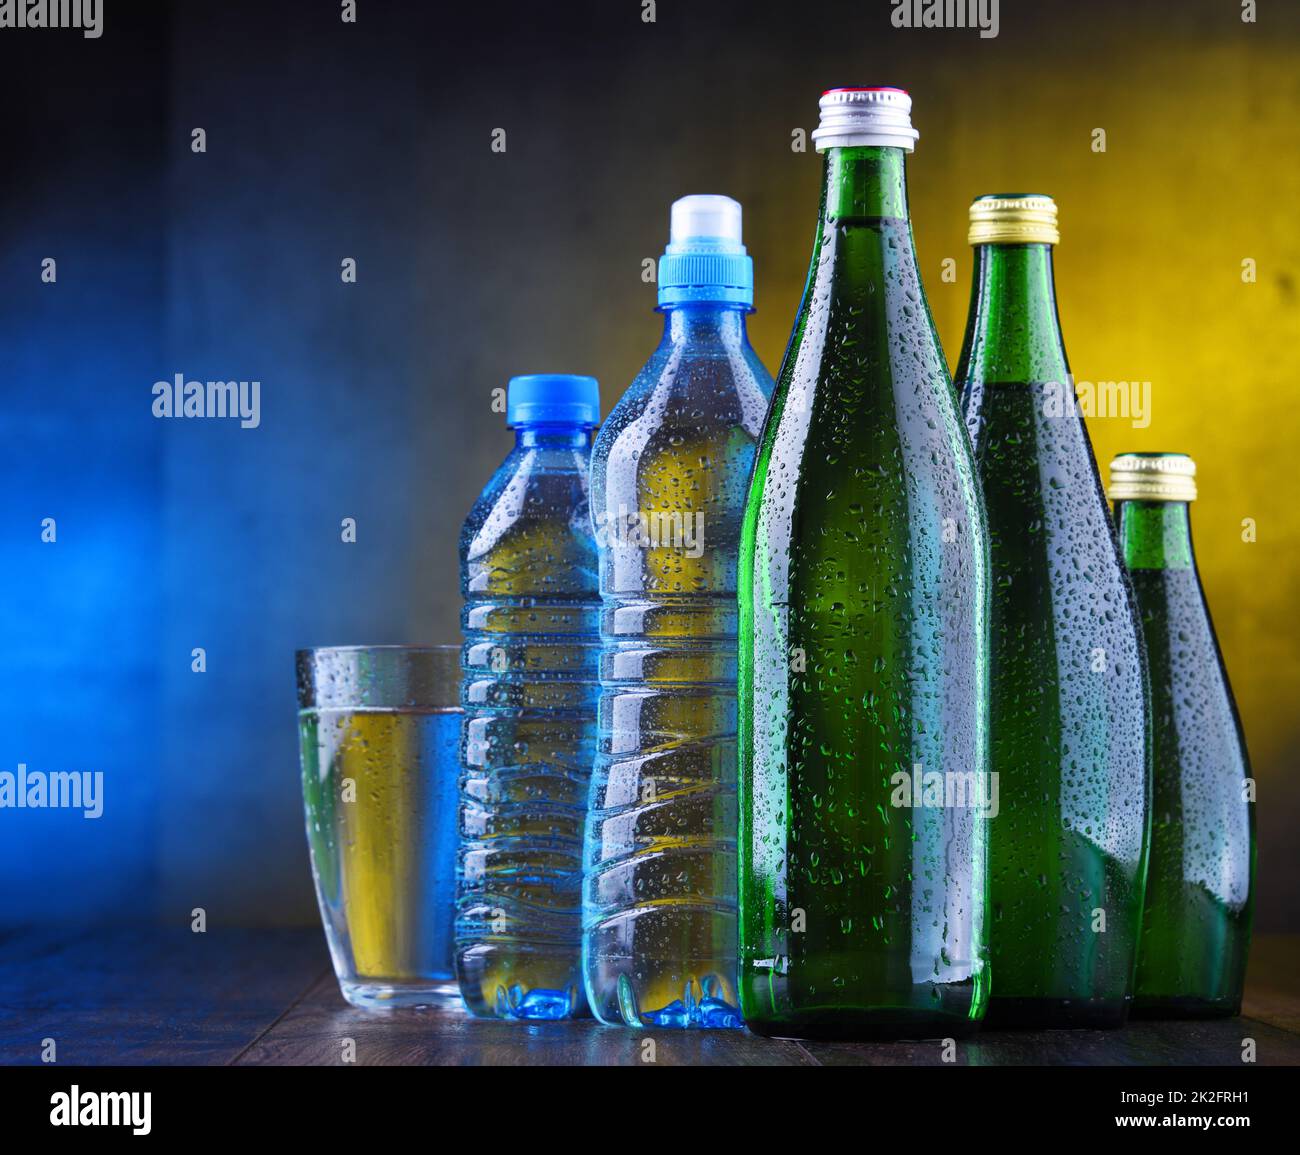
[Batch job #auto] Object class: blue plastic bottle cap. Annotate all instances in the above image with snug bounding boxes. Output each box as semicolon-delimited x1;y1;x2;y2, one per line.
657;194;754;310
506;374;601;428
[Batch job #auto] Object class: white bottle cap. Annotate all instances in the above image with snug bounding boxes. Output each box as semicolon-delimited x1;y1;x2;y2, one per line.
812;87;919;153
669;194;743;244
659;194;753;307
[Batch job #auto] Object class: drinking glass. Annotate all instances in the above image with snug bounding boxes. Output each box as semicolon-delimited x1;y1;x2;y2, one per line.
296;645;462;1009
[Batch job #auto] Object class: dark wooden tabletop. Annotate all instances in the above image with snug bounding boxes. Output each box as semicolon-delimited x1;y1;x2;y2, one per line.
2;928;1297;1066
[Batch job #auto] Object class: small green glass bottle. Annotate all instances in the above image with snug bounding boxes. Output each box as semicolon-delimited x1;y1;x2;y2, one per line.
955;195;1151;1029
738;89;990;1041
1110;454;1255;1018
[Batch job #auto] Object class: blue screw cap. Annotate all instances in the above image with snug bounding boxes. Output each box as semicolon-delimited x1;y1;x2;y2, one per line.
505;374;600;428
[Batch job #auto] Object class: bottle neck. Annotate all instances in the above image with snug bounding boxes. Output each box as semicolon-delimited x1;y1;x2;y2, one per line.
1115;500;1195;571
660;301;750;346
821;145;910;223
514;424;592;449
956;243;1069;385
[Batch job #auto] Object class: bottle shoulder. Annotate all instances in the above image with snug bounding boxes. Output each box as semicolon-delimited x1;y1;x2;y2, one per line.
460;446;597;596
962;381;1125;554
745;221;984;582
775;228;954;401
1131;568;1250;767
597;345;773;441
975;456;1144;659
591;344;775;518
961;379;1092;449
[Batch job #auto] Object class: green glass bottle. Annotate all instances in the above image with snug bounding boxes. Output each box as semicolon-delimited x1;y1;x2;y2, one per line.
1110;454;1255;1018
738;88;990;1040
955;195;1151;1029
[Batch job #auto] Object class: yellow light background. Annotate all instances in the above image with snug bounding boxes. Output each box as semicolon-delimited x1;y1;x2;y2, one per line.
617;3;1300;926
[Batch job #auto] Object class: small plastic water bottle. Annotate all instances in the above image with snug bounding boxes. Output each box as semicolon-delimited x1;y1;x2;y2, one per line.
584;196;775;1028
456;374;601;1020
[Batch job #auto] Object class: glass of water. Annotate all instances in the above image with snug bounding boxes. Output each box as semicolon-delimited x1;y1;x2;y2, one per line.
296;645;462;1009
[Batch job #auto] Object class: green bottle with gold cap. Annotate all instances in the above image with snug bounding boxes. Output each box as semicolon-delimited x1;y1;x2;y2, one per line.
955;195;1150;1028
1110;453;1254;1018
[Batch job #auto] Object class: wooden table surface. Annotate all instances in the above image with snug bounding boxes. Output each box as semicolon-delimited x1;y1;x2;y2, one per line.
2;928;1297;1066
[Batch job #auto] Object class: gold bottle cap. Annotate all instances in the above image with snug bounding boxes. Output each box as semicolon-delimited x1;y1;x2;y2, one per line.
968;194;1060;246
1108;453;1198;503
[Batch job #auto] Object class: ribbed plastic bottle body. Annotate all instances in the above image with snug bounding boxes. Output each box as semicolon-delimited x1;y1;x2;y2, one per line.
583;305;774;1028
456;426;600;1020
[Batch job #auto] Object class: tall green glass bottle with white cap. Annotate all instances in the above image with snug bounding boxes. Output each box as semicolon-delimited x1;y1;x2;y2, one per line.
739;89;990;1039
1110;454;1254;1018
584;195;775;1029
955;195;1151;1028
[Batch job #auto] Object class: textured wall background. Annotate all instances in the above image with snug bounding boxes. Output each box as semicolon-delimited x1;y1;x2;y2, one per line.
1;0;1296;928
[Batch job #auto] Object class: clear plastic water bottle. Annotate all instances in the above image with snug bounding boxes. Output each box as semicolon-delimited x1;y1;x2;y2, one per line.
584;196;775;1028
456;374;601;1020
